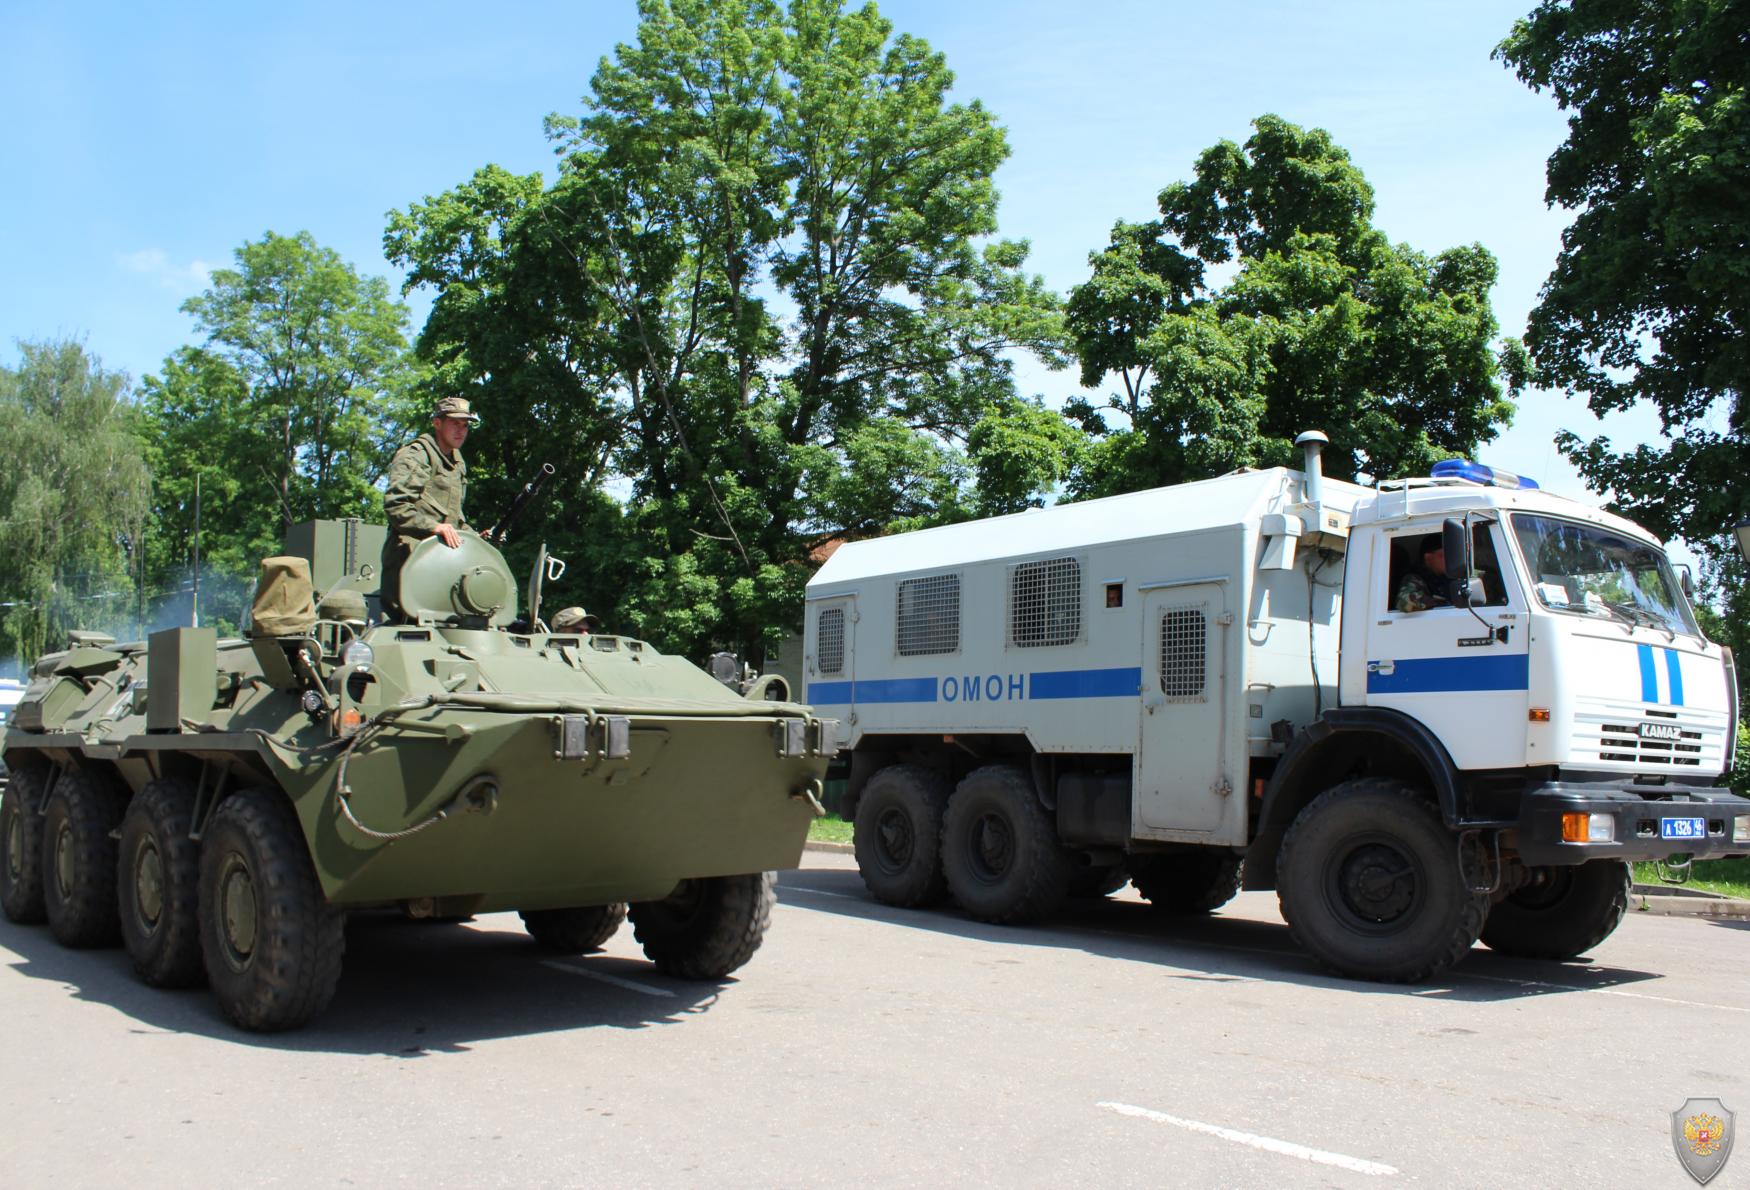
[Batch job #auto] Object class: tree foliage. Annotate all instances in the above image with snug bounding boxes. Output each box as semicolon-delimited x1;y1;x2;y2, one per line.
1497;0;1750;655
386;0;1068;660
1064;114;1518;498
0;340;149;666
140;231;418;624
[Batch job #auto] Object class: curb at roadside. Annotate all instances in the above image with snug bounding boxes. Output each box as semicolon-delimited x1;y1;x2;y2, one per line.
1630;884;1750;920
804;840;854;855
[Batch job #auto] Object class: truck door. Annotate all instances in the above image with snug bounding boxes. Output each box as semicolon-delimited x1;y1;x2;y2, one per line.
1136;581;1230;833
806;596;857;735
1362;520;1530;770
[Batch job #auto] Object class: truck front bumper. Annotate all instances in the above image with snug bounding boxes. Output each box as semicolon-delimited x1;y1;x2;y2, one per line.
1514;780;1750;866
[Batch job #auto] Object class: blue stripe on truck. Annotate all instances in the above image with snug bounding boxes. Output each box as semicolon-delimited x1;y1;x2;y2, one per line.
1367;654;1530;694
1029;666;1143;699
1664;647;1684;707
1637;644;1659;703
806;666;1144;706
806;677;938;706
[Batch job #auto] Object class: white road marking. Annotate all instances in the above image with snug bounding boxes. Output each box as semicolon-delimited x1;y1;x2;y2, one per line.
1462;972;1750;1014
1098;1101;1399;1177
540;960;675;998
779;886;861;900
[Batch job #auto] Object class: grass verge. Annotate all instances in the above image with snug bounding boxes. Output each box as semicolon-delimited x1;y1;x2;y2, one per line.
1632;857;1750;900
807;816;854;845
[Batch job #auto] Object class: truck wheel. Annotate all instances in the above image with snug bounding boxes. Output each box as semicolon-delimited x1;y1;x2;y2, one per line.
1481;861;1631;961
118;779;205;988
42;767;125;948
853;764;951;907
1277;778;1486;982
941;765;1072;924
1;764;48;924
520;903;628;953
629;872;774;980
1131;853;1243;914
198;789;344;1031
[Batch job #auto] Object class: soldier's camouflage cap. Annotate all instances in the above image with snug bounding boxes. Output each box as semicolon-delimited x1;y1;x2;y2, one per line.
433;396;481;423
551;606;599;633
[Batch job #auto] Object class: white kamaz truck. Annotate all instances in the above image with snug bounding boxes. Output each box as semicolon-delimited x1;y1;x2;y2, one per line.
803;434;1750;981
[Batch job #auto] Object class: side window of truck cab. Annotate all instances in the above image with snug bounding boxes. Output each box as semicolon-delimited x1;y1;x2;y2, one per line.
1384;521;1513;614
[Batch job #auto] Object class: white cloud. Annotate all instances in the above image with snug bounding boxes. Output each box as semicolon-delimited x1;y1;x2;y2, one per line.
116;248;212;292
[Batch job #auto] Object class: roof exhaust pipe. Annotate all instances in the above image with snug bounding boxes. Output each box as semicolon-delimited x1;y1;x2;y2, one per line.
1294;430;1329;507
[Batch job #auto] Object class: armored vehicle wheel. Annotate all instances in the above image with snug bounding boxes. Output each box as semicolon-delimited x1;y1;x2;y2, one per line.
118;779;205;988
42;767;125;948
1068;862;1129;899
629;872;774;980
198;789;344;1031
1131;852;1243;914
853;764;951;908
941;765;1072;925
1;764;49;924
1277;778;1487;983
520;903;628;953
1481;861;1631;961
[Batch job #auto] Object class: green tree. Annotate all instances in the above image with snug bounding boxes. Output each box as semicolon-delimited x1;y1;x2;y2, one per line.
1064;114;1519;498
1497;0;1750;658
0;340;149;666
386;0;1068;661
140;231;418;622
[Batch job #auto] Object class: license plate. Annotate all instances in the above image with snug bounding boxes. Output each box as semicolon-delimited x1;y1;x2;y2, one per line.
1660;817;1706;840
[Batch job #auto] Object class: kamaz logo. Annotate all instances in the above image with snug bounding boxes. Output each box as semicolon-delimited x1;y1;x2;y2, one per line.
1639;721;1682;742
942;673;1026;703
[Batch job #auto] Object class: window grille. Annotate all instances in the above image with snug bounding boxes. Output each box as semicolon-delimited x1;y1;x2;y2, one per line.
817;608;845;675
896;573;960;656
1009;556;1082;647
1159;607;1206;701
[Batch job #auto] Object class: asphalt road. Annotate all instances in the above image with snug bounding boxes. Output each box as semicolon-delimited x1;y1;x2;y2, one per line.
1;851;1745;1188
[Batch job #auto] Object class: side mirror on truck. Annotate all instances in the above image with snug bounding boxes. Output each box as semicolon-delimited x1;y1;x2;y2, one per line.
1442;517;1473;606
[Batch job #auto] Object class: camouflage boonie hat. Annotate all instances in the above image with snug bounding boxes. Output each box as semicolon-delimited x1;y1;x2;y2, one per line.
433;396;481;423
551;606;599;633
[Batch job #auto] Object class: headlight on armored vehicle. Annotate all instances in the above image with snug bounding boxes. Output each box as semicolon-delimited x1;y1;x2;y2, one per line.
1735;815;1750;843
341;639;374;669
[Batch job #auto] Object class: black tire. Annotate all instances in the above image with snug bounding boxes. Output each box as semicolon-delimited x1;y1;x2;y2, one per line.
853;764;951;908
42;767;126;948
1277;778;1487;982
629;873;774;980
1;764;48;924
940;765;1072;925
1481;861;1631;960
117;778;206;988
1068;862;1130;899
520;903;628;953
198;789;344;1031
1131;852;1244;914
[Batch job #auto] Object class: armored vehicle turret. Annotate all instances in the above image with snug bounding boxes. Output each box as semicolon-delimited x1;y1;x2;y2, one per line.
0;521;835;1030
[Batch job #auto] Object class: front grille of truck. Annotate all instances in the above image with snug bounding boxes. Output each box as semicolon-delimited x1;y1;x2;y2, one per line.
1596;712;1705;767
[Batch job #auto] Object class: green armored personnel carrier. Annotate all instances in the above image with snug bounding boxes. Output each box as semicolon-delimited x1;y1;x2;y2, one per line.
0;521;836;1030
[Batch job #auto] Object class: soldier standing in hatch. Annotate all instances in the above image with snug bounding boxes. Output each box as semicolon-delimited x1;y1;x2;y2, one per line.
380;396;480;620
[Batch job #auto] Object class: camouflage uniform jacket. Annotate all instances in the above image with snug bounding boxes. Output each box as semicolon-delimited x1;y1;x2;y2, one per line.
384;432;468;536
380;433;467;618
1393;568;1449;614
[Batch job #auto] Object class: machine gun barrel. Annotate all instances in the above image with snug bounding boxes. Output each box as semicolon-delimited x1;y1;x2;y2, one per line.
488;463;556;543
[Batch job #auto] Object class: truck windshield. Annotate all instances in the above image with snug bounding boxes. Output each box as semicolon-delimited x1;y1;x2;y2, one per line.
1509;514;1697;636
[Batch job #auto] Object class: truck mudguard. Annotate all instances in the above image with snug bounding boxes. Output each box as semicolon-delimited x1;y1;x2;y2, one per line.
1246;707;1462;890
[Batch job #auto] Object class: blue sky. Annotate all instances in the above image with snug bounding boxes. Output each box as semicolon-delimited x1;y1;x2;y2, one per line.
0;0;1672;512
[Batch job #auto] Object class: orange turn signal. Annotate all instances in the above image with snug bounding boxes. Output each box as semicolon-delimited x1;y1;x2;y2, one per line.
1529;708;1552;723
1561;812;1588;842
